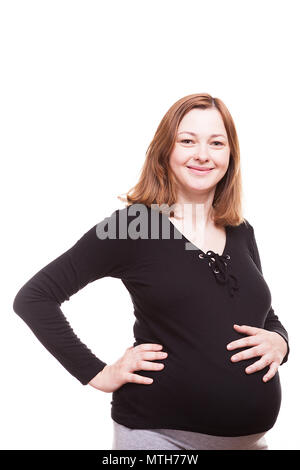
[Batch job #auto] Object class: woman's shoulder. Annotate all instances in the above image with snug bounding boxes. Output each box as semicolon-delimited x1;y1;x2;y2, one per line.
228;218;255;247
231;217;254;233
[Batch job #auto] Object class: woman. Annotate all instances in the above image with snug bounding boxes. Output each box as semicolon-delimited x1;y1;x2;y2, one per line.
13;93;289;450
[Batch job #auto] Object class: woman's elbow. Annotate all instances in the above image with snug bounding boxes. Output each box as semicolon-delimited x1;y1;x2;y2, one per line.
12;282;33;318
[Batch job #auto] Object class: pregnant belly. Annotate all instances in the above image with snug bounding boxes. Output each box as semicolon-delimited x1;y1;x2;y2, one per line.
111;350;282;436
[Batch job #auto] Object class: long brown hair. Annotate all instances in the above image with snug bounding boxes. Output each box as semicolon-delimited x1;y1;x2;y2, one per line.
118;93;246;227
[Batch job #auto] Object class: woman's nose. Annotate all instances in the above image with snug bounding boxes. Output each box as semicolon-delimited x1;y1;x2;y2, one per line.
193;144;211;160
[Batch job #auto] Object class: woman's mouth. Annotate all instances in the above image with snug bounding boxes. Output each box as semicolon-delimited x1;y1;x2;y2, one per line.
186;166;214;175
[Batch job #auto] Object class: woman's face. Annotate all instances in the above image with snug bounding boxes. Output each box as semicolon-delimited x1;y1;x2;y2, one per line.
169;108;230;198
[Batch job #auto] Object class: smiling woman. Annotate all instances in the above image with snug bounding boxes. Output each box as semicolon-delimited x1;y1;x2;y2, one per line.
13;93;289;451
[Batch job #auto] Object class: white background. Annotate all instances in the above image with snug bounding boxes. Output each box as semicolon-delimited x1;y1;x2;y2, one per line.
1;0;299;450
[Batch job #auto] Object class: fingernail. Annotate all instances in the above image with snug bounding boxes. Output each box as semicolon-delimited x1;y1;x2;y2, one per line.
263;377;268;382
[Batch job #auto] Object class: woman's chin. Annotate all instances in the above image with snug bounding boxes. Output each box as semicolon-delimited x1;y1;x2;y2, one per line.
181;179;215;193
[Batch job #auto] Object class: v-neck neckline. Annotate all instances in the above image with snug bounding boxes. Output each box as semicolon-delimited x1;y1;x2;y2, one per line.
146;205;230;257
166;213;229;257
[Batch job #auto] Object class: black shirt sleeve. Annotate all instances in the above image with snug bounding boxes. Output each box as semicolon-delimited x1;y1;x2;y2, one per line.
247;221;290;365
12;209;133;385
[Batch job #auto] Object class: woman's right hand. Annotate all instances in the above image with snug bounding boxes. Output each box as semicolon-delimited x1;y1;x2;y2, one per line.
88;343;168;392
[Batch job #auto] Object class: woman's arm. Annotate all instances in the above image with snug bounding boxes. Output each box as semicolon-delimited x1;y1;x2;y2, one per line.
246;221;290;365
12;208;133;384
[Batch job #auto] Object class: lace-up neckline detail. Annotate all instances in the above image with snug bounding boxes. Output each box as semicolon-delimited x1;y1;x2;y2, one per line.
159;209;240;298
198;250;239;297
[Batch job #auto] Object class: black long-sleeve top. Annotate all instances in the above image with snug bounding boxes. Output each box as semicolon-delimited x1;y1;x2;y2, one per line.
12;203;290;437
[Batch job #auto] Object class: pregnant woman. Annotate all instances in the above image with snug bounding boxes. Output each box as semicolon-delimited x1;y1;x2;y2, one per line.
13;93;289;450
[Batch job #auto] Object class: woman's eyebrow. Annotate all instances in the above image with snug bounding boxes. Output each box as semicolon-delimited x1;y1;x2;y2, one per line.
178;131;226;138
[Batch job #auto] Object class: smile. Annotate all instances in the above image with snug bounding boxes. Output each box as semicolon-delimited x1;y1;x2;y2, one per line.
186;166;214;175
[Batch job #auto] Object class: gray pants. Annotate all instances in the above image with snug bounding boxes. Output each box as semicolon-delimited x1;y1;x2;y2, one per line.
112;419;269;450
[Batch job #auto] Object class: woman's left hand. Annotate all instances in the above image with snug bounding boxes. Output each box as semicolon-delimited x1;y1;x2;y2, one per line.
226;324;288;382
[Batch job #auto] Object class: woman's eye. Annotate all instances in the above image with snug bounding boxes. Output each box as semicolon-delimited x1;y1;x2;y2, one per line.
212;141;223;146
181;139;193;144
